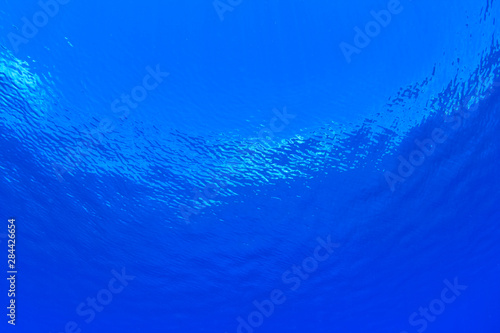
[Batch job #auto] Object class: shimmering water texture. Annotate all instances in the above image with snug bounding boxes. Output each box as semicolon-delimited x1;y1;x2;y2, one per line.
0;0;499;332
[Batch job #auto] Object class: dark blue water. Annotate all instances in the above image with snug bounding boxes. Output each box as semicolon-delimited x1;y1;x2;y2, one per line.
0;0;499;332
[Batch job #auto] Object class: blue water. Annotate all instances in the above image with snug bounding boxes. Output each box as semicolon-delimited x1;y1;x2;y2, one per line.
1;0;499;332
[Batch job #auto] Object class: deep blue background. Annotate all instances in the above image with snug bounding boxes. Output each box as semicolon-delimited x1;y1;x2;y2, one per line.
0;0;499;332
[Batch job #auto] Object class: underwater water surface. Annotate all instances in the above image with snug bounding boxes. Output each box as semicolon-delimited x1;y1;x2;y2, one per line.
0;0;499;332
